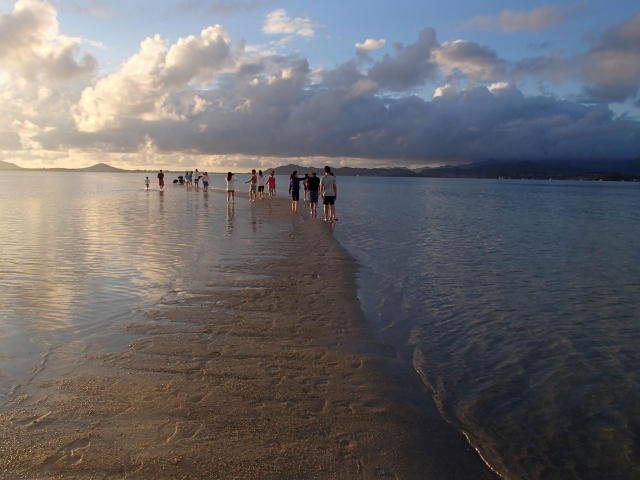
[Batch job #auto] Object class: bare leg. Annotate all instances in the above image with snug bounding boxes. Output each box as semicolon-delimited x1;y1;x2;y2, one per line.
324;203;329;221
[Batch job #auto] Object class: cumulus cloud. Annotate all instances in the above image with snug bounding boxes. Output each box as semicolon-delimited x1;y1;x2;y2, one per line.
435;40;508;83
356;39;386;51
463;2;587;33
0;0;97;81
73;25;234;131
367;28;439;91
262;9;322;37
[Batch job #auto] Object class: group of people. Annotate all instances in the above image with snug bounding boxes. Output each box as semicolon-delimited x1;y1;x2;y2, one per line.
287;167;337;221
146;169;211;192
146;166;338;222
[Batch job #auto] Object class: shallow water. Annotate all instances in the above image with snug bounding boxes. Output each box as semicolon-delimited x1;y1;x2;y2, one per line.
333;177;640;479
0;171;266;407
2;172;639;478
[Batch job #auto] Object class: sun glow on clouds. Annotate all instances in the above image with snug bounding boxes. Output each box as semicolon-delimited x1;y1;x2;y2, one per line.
0;0;639;169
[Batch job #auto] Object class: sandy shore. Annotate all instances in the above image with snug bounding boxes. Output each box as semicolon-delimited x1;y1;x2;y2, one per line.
0;193;494;479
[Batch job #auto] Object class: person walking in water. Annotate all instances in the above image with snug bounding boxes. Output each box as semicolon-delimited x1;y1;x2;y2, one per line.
194;169;201;191
245;169;257;202
145;176;150;190
157;170;165;190
202;172;210;192
226;172;237;202
306;172;320;218
303;173;310;204
289;171;305;213
266;171;276;198
257;170;265;200
320;166;338;222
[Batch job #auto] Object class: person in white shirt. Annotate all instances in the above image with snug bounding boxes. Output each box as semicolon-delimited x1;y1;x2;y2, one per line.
226;172;237;202
320;166;338;222
144;177;150;190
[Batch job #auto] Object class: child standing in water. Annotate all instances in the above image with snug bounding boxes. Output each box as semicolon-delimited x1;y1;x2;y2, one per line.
144;177;150;190
226;172;236;202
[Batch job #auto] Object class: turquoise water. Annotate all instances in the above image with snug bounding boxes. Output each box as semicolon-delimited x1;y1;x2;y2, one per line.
1;172;639;478
334;177;640;479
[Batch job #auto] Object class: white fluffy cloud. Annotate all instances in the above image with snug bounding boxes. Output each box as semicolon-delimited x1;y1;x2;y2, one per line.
262;9;322;37
73;25;234;131
463;2;586;33
356;39;386;51
0;0;97;80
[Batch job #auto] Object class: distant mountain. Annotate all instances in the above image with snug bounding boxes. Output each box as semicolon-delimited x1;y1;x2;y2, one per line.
0;160;23;170
79;163;128;172
419;158;640;180
265;163;418;177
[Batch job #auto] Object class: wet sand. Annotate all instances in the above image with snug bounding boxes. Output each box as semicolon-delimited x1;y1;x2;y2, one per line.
0;193;494;479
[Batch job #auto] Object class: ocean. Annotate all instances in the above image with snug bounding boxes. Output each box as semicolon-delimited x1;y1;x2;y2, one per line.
1;172;639;478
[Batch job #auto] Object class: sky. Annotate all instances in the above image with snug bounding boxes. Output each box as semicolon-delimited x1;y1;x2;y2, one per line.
1;0;639;169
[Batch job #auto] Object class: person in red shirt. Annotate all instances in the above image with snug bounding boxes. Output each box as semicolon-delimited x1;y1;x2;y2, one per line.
266;171;276;198
157;170;165;190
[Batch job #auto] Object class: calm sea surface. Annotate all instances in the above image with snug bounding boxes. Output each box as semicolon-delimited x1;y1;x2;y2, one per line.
1;172;639;479
334;177;640;479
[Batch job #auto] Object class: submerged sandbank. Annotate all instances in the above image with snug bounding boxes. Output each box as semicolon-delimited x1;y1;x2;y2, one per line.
0;193;493;479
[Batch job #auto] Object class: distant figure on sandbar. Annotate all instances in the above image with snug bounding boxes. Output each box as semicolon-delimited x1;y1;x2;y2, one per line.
289;171;305;213
226;172;237;202
306;172;320;218
257;170;265;200
157;170;165;190
246;169;257;202
266;171;276;198
145;176;150;190
202;172;210;192
194;169;200;191
320;166;338;222
185;171;191;188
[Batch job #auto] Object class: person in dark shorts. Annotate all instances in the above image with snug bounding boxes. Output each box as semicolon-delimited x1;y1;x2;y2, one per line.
306;172;320;218
289;171;305;213
320;166;338;222
303;173;309;203
157;170;165;190
257;170;265;200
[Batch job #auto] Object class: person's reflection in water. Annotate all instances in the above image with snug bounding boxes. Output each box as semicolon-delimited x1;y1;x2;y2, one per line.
249;202;257;232
158;189;165;213
226;202;234;235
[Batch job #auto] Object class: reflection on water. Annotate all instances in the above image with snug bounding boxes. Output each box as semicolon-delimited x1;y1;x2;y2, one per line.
0;172;264;408
334;177;640;479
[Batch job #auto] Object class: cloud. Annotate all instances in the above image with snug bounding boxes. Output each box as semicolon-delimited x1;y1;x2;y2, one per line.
435;40;508;83
356;38;386;51
1;2;639;169
262;9;322;37
177;0;276;15
0;0;97;81
579;12;640;103
73;25;234;131
367;28;439;91
463;2;587;33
